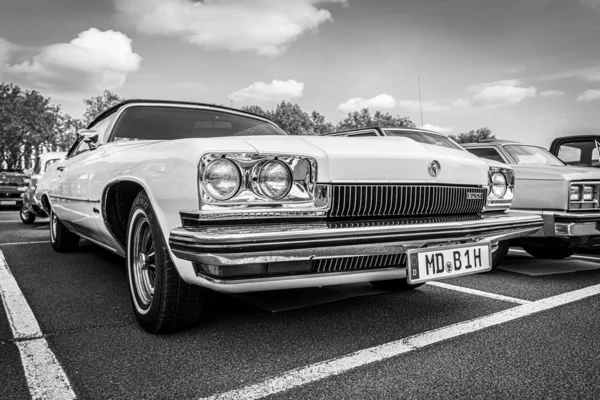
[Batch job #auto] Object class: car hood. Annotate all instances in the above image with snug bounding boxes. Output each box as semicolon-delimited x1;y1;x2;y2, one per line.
511;164;600;182
241;136;489;185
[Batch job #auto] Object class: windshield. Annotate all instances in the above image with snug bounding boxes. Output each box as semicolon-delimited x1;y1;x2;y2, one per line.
110;106;285;142
383;129;463;150
504;145;564;166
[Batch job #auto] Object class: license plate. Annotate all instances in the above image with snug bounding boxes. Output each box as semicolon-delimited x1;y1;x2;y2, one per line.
0;200;16;205
407;243;491;284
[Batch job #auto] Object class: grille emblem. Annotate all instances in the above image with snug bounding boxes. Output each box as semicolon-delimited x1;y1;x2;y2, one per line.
466;192;483;200
428;160;441;177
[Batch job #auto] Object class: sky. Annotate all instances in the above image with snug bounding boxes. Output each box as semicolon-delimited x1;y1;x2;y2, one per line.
1;0;600;146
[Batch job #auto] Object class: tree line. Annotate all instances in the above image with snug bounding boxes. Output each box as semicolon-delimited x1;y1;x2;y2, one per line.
0;83;494;170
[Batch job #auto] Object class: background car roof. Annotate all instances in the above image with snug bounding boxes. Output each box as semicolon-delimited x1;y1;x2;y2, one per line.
326;126;445;136
462;140;521;147
88;99;274;128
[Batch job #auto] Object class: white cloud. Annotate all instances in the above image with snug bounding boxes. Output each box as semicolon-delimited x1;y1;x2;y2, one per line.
472;84;537;105
580;0;600;12
421;124;453;134
337;93;396;113
540;66;600;82
455;81;537;109
577;89;600;102
396;100;450;113
115;0;345;56
229;79;304;103
4;28;141;93
539;90;566;97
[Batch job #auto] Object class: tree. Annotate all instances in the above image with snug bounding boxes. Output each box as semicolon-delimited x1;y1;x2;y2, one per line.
336;108;415;130
449;127;495;144
0;83;71;169
310;111;335;134
266;101;315;135
82;90;124;126
241;105;273;119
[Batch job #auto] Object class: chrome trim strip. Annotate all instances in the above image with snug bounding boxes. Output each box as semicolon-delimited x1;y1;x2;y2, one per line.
170;214;540;246
49;194;101;203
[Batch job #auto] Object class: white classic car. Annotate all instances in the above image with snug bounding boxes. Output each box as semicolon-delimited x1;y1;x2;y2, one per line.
463;140;600;259
20;151;66;224
36;100;543;333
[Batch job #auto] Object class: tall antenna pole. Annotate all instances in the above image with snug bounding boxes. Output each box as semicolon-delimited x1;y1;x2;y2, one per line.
418;77;424;127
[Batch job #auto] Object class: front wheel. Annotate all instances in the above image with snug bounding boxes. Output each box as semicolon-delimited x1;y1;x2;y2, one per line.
49;208;80;252
127;191;205;333
370;279;424;291
521;244;576;260
20;205;36;224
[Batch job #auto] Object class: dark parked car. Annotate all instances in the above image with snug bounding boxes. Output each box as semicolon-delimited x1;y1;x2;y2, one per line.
0;168;28;209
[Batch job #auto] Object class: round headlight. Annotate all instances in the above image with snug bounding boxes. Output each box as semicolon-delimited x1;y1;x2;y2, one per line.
203;158;241;200
258;160;292;200
491;172;507;198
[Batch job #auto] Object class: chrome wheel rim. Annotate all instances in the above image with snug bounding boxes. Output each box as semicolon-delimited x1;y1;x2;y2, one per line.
50;211;57;242
21;206;29;220
131;216;156;307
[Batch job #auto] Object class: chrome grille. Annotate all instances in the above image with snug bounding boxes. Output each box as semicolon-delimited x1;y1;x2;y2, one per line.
329;185;487;218
313;253;406;273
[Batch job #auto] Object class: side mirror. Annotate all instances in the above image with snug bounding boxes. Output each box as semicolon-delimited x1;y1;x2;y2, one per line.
77;129;99;144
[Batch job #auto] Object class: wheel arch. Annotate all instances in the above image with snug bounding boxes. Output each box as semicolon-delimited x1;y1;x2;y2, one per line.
101;179;149;251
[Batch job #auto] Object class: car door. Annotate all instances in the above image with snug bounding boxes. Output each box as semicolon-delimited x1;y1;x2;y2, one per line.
52;139;105;239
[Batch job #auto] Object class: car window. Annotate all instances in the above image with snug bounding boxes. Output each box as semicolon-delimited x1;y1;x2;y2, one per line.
504;145;564;166
66;139;91;159
44;159;60;172
89;112;117;141
109;106;285;142
557;140;600;167
382;129;463;150
465;147;507;163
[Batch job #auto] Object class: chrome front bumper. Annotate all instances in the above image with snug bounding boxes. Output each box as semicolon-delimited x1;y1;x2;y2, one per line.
169;213;543;292
553;212;600;236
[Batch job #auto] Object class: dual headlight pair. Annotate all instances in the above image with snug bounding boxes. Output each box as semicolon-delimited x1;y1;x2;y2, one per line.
203;158;291;201
490;171;508;198
570;185;594;202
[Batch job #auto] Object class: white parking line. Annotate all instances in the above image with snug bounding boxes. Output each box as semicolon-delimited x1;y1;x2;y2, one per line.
0;220;22;223
427;281;531;304
511;249;600;262
203;283;600;400
0;240;47;246
0;250;76;400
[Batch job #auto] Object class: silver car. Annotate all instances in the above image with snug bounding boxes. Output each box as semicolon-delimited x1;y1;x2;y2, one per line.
463;140;600;259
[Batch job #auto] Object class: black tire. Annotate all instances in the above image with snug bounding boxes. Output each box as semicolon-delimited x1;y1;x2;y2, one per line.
49;208;80;252
126;191;205;333
370;279;425;291
522;244;576;260
491;240;509;270
20;205;36;224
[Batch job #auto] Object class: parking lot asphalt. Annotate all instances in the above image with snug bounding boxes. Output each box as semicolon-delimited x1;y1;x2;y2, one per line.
1;209;600;399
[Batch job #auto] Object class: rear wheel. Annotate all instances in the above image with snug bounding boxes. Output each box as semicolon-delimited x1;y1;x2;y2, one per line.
127;191;205;333
522;244;576;260
49;208;80;252
20;205;36;224
370;279;424;291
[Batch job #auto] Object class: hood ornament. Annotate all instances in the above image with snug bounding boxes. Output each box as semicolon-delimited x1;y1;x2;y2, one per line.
428;160;441;177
